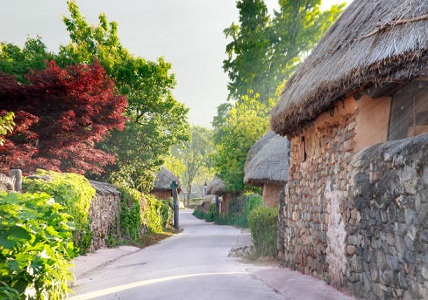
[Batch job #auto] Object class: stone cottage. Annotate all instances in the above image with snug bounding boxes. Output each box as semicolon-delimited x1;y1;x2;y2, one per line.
270;0;428;299
205;177;229;215
152;166;181;200
244;130;289;207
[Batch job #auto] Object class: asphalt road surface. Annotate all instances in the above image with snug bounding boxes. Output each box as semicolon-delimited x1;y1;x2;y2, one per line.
69;209;284;300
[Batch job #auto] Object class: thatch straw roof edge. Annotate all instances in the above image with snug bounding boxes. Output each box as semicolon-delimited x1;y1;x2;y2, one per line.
244;131;289;186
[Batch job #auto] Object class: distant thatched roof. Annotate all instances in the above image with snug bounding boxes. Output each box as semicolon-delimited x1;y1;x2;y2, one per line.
271;0;428;136
153;166;180;191
206;177;226;196
244;131;289;186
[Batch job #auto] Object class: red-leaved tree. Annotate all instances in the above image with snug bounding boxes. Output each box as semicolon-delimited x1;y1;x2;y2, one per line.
0;61;127;175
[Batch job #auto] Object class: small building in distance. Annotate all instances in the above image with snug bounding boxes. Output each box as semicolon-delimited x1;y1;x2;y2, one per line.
152;166;181;200
244;130;289;207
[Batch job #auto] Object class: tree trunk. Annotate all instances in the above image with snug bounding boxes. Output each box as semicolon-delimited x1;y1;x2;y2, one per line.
187;184;192;207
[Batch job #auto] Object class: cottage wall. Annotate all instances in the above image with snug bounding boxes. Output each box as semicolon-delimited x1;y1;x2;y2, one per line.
89;181;122;251
354;95;390;152
262;183;283;207
345;133;428;299
278;96;358;282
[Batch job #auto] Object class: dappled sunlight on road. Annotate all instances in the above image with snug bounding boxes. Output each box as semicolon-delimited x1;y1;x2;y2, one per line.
68;272;246;300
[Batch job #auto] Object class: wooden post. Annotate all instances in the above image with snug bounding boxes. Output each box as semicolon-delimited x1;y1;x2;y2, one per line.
9;169;22;192
170;180;179;229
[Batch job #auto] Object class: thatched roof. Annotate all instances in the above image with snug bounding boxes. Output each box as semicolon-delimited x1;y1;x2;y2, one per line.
271;0;428;136
206;177;226;196
153;166;180;191
244;131;289;186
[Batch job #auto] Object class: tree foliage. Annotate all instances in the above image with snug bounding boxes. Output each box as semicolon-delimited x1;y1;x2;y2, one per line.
170;126;215;204
224;0;272;103
0;1;189;187
213;0;344;194
0;38;54;82
58;1;190;190
0;61;127;175
223;0;344;103
212;94;271;194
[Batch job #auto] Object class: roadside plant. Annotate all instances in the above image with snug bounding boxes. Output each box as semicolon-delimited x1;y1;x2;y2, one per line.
23;169;96;254
143;195;164;234
118;187;143;244
248;206;278;258
0;192;74;299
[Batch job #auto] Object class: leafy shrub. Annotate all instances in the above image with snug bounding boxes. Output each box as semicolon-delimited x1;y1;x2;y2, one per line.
192;204;216;222
23;169;95;254
0;192;74;299
111;187;173;245
118;187;143;244
158;200;173;229
248;206;278;258
225;194;263;227
144;195;164;234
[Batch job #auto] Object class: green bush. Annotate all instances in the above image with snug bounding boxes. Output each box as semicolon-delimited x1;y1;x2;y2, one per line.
23;169;95;254
144;195;170;234
248;206;278;258
158;200;173;229
192;204;216;222
0;192;74;299
224;194;263;227
118;187;143;244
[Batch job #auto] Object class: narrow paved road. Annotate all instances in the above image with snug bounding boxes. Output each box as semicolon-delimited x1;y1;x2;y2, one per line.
69;209;283;300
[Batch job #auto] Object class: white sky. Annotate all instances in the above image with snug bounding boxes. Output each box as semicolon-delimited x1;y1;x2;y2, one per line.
0;0;349;128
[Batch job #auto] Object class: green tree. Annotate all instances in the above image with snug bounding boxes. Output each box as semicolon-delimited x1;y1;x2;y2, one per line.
170;126;215;206
223;0;272;103
223;0;344;103
58;1;190;191
0;37;54;82
270;0;345;82
212;93;271;194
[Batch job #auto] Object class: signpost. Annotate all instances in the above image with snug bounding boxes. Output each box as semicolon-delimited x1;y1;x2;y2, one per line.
170;180;179;229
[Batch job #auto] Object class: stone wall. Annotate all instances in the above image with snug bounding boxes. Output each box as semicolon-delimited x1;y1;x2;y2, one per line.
345;133;428;299
278;98;356;284
88;180;122;251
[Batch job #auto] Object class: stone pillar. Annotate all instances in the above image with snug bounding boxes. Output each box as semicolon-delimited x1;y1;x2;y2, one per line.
9;169;22;192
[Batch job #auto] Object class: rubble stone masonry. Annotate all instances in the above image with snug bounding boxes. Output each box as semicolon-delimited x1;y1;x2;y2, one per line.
89;181;122;251
278;97;357;284
346;133;428;299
